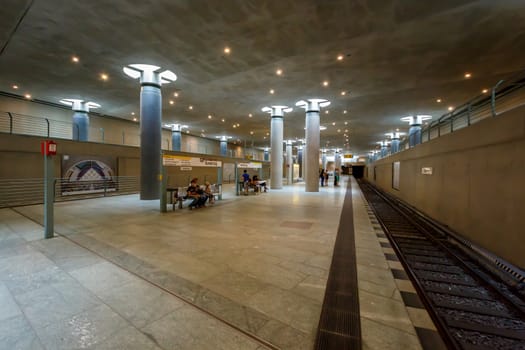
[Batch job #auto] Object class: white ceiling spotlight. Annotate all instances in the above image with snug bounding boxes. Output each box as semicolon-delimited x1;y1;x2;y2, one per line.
123;64;177;85
59;99;100;112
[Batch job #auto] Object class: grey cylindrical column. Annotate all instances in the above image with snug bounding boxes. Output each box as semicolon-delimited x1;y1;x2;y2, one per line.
335;151;341;169
140;85;162;199
321;151;327;170
391;138;400;153
264;148;269;161
123;64;177;201
72;112;89;141
408;124;421;147
302;142;307;183
220;139;227;156
270;115;284;189
296;99;330;192
172;129;181;151
305;110;320;192
297;147;303;178
286;140;293;185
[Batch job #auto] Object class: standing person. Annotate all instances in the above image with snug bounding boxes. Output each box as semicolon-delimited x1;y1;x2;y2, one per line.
242;169;250;194
320;169;325;187
334;168;340;186
324;170;329;186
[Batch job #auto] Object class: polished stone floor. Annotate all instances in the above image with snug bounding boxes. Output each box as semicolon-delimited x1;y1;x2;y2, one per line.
0;176;430;349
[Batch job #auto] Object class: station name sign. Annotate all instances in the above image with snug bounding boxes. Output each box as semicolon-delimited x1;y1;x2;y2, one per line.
162;155;222;167
237;162;262;169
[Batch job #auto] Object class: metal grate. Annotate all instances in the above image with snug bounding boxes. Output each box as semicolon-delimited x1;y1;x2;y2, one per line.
315;181;361;349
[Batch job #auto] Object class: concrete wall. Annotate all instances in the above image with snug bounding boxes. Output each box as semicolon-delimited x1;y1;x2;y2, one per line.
366;105;525;269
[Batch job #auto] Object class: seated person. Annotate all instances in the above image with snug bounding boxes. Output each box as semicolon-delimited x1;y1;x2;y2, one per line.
187;178;207;209
204;181;215;204
252;175;267;192
251;175;260;192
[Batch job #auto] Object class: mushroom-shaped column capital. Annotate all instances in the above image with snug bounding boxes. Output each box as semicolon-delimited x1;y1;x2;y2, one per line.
123;64;177;87
262;105;293;117
295;99;330;112
60;99;100;113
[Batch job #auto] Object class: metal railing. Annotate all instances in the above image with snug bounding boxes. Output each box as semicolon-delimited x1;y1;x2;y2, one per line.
398;70;525;150
0;176;140;208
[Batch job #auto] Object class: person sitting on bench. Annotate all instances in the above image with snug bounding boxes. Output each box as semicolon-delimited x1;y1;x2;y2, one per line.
187;178;207;209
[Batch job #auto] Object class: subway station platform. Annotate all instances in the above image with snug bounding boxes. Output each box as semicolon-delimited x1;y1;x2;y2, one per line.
0;176;442;350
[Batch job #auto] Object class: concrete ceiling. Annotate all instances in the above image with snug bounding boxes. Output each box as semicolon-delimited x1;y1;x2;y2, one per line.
1;0;525;156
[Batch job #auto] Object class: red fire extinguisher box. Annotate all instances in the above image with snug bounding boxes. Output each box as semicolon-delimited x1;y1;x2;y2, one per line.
41;140;57;156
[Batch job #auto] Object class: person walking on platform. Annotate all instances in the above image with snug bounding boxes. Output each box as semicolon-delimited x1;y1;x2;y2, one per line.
320;169;325;187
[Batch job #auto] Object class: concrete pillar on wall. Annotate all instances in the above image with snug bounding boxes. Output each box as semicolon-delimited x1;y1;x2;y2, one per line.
301;140;306;182
296;98;330;192
264;148;269;162
262;105;293;190
218;136;231;156
297;145;303;179
386;131;404;154
285;140;293;185
123;64;177;200
401;115;432;148
335;149;341;169
169;124;187;152
59;99;100;141
378;141;389;158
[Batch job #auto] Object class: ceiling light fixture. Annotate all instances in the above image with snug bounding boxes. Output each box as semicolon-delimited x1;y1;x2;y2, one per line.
174;92;179;97
482;89;488;94
224;47;231;54
131;112;135;115
332;122;336;125
24;94;31;99
100;73;108;81
464;73;472;78
133;118;137;122
12;85;18;89
343;110;347;114
322;81;329;87
250;131;254;135
436;98;442;103
188;105;193;110
269;89;275;94
208;115;212;119
169;100;174;105
337;54;344;61
448;106;454;111
325;110;329;114
221;118;225;122
248;113;252;117
72;56;79;63
344;121;348;125
341;91;346;96
276;69;282;75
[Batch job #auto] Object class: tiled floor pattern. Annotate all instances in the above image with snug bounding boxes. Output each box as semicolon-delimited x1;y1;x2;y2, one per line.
362;200;447;350
1;177;448;349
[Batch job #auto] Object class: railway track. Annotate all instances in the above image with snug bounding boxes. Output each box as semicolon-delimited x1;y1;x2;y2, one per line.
357;180;525;350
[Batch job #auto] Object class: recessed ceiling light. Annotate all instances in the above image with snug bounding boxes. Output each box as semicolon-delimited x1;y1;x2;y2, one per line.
325;110;329;114
464;73;472;78
24;94;31;99
337;129;341;132
188;105;193;110
263;136;266;140
174;92;179;97
341;91;346;96
482;89;488;94
236;123;240;127
186;130;190;133
269;89;274;94
322;81;329;87
345;129;348;132
343;110;347;114
221;118;225;122
208;115;212;119
100;73;108;81
332;122;336;125
337;54;344;61
133;117;137;122
233;124;237;128
169;100;174;105
131;112;135;115
248;113;252;117
276;69;282;75
12;85;18;89
71;56;79;63
250;131;254;135
266;132;269;136
436;98;442;103
448;106;454;111
224;47;231;54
